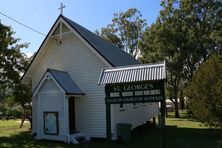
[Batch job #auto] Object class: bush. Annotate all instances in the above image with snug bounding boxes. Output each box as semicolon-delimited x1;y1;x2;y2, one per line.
185;54;222;127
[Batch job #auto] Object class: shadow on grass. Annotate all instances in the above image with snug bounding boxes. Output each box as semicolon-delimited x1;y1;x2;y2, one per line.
0;125;221;148
0;131;74;148
131;123;222;148
0;131;117;148
165;126;222;148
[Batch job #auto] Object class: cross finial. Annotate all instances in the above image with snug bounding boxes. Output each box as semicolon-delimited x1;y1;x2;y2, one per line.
58;3;66;15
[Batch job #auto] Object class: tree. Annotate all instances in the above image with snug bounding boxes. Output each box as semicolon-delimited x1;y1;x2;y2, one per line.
0;22;31;125
185;54;222;127
140;0;222;117
177;0;222;79
140;0;190;118
95;26;124;49
13;83;32;128
0;22;28;87
97;8;147;57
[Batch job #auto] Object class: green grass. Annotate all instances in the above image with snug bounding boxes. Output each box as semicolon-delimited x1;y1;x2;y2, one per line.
165;111;222;148
166;110;208;128
0;111;222;148
0;120;30;137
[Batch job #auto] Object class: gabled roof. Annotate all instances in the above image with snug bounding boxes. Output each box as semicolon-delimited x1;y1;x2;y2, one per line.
21;15;139;84
48;69;84;95
98;61;166;85
33;69;84;96
61;15;139;67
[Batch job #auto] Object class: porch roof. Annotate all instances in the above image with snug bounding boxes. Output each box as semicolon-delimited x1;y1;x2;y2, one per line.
32;69;84;96
98;61;166;85
48;69;84;95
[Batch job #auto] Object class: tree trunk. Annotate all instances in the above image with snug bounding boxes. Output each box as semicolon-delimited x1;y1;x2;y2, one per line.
180;91;185;112
28;116;32;129
174;98;180;118
166;106;168;117
174;73;181;118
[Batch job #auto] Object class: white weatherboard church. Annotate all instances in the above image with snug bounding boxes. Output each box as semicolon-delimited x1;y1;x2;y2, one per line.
21;14;160;143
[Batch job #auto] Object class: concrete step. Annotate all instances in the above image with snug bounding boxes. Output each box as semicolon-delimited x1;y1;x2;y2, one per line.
70;132;91;144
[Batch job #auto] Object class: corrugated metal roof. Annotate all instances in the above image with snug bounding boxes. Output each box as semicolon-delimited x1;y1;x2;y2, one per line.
48;69;84;95
62;15;139;67
98;61;166;85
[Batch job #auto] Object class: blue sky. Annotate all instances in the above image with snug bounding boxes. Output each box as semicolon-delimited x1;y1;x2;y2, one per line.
0;0;162;56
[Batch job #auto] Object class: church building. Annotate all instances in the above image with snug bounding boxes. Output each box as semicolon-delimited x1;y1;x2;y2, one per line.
21;14;160;143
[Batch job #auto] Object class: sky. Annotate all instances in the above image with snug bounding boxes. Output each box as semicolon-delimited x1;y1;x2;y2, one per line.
0;0;162;57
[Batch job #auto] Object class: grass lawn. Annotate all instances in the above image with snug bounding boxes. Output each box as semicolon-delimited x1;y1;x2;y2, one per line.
166;110;209;128
0;111;222;148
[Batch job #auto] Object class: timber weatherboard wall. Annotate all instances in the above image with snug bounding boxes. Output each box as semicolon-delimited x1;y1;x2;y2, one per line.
37;80;65;141
32;32;109;138
110;102;159;140
111;103;159;139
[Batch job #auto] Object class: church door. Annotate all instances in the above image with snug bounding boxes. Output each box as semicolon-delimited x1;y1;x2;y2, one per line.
69;97;75;133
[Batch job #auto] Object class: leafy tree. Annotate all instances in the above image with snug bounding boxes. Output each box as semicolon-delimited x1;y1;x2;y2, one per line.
97;8;147;57
178;0;222;79
0;22;31;124
95;26;124;49
185;54;222;127
2;95;22;119
13;83;32;128
0;23;28;87
140;0;222;117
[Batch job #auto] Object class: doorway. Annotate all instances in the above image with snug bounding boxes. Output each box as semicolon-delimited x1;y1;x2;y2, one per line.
69;97;75;133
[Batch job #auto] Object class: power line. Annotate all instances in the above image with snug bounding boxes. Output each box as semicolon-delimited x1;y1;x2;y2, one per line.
0;11;46;36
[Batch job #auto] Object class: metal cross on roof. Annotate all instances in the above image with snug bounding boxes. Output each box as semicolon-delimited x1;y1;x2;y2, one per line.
58;3;66;15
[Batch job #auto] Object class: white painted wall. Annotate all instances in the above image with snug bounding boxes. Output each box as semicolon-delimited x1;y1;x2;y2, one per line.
32;33;108;138
33;79;66;141
111;102;159;139
31;23;159;140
